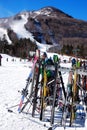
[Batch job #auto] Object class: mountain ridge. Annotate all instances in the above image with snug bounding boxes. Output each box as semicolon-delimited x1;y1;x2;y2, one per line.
0;6;87;57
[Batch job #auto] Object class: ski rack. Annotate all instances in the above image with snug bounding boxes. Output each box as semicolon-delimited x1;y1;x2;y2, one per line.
59;67;87;76
42;65;87;76
17;61;87;128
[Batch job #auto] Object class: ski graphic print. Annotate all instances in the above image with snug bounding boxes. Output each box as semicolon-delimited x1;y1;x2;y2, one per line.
32;55;41;117
40;65;47;121
69;70;77;126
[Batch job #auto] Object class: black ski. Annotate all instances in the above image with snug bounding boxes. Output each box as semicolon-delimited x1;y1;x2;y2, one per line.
50;63;58;125
58;71;66;99
39;61;45;120
58;71;67;128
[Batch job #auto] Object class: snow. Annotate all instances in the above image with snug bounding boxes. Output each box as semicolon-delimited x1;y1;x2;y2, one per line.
0;28;12;44
34;7;53;16
10;13;33;39
0;11;58;52
0;10;58;52
0;53;87;130
9;13;52;51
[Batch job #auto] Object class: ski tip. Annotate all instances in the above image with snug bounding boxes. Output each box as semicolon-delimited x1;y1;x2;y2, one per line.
43;124;46;127
48;127;52;130
8;109;13;113
18;107;21;113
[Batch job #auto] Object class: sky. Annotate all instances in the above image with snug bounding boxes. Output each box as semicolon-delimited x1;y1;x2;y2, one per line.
0;0;87;21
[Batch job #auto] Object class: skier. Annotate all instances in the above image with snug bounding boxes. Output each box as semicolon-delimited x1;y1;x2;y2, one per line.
53;54;59;63
0;54;2;66
84;93;87;105
41;52;48;62
71;58;76;68
76;59;81;68
83;60;86;70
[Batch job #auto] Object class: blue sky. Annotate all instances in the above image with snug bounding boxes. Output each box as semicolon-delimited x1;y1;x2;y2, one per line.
0;0;87;21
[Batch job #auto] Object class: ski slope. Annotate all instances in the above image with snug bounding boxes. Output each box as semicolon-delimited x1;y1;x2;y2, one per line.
0;53;87;130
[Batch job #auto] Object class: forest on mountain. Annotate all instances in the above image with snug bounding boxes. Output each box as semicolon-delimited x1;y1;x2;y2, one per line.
0;35;37;58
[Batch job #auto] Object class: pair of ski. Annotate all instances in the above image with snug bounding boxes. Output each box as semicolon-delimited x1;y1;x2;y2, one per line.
18;49;41;114
18;53;68;129
40;60;61;124
48;70;68;130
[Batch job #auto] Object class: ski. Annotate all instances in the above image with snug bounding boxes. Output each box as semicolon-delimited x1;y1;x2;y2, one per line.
77;82;86;94
40;63;47;121
19;62;38;113
50;62;58;125
58;71;66;100
69;70;77;126
18;91;34;113
32;51;41;117
58;71;67;128
18;49;39;113
48;122;62;130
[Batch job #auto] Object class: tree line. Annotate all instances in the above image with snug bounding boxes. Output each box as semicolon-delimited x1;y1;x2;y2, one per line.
0;36;37;59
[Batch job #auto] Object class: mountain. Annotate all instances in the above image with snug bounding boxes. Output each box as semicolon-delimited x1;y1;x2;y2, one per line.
0;6;87;57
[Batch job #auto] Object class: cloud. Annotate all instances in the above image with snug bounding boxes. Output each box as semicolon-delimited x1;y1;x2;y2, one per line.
0;6;14;17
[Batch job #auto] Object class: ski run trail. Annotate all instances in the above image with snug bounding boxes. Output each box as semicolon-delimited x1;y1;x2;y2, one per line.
0;53;87;130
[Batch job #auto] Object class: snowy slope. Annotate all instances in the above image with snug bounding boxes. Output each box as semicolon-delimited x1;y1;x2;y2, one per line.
0;8;60;52
10;12;33;39
0;10;54;51
0;53;87;130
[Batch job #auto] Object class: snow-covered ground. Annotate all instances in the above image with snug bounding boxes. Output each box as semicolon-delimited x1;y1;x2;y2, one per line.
0;53;87;130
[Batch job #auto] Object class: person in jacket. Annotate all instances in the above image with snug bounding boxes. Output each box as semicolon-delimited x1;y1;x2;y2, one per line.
0;54;2;66
71;58;76;68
